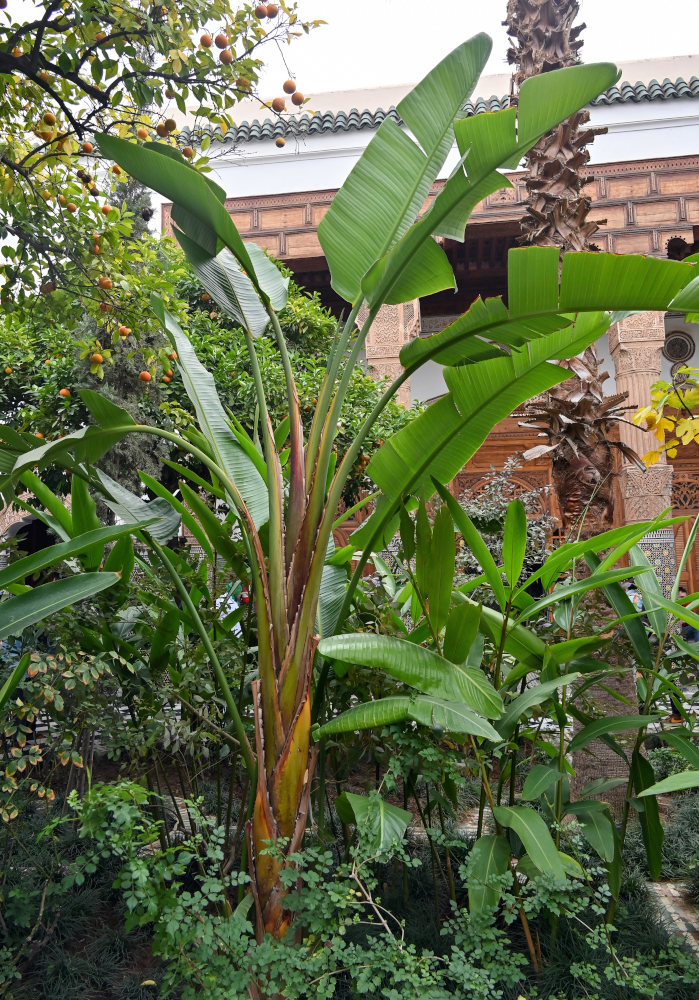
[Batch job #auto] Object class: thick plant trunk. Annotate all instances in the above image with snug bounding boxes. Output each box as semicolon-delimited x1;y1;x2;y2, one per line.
247;681;316;939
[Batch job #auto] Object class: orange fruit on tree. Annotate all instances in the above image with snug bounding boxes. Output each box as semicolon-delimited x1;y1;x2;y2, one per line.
162;375;171;383
267;3;279;16
167;351;177;360
90;353;103;363
139;371;152;382
66;202;77;212
42;111;56;126
201;293;210;301
200;32;213;47
59;388;71;397
39;70;49;83
275;136;285;148
99;302;111;312
182;146;194;158
165;86;175;99
118;325;130;337
156;123;168;138
40;280;55;294
164;118;177;133
137;126;148;139
98;276;112;290
112;164;121;175
164;368;173;377
11;47;22;58
81;141;94;153
255;4;268;17
4;366;12;374
219;49;233;65
35;432;44;439
271;97;285;113
58;194;67;206
291;91;304;106
101;205;112;215
214;32;228;49
282;79;296;95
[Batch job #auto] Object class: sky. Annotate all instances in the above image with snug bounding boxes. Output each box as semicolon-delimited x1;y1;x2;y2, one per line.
256;0;698;95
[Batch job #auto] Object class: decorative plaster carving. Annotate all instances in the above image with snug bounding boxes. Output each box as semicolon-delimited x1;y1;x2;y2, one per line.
619;466;674;522
612;345;665;376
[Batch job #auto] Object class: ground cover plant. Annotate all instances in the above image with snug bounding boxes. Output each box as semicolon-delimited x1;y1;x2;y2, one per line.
2;27;699;1000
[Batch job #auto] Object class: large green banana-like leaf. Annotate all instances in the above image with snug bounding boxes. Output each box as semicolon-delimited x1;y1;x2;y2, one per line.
3;425;129;489
0;523;154;590
317;33;492;303
0;573;120;640
151;299;268;529
365;313;609;521
95;471;181;544
138;472;214;560
316;537;347;640
492;805;565;881
96;134;260;286
70;475;102;571
313;694;500;742
176;231;288;338
362;64;620;307
402;249;697;370
20;470;73;539
467;834;511;914
318;634;502;718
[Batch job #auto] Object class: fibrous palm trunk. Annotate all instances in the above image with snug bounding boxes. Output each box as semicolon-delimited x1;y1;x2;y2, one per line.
505;0;607;251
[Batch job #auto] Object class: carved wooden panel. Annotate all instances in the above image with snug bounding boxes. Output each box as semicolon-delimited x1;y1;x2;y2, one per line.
161;155;699;269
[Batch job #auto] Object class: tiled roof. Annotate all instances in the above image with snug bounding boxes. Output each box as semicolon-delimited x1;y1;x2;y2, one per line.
181;76;699;145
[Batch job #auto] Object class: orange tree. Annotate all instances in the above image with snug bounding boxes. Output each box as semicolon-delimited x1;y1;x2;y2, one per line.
3;36;699;950
0;246;412;501
0;0;318;314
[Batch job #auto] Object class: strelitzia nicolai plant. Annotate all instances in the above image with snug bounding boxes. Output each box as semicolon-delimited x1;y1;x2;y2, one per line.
2;34;699;944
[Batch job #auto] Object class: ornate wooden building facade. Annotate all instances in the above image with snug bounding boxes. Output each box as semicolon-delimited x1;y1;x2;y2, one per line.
163;56;699;588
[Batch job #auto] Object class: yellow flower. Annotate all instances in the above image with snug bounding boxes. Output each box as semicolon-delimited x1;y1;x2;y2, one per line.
643;449;662;467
